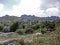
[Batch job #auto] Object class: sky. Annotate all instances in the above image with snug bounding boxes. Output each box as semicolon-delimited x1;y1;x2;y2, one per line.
0;0;60;17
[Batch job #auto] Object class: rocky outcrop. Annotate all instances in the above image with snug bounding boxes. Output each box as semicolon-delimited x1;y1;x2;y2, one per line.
0;32;25;45
0;38;22;45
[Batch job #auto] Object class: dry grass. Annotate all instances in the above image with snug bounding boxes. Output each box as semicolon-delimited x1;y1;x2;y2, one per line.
0;32;60;45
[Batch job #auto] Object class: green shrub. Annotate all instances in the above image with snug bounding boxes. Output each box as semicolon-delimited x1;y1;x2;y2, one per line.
31;23;40;30
15;29;25;35
10;22;19;32
25;28;33;34
40;21;55;33
0;26;3;32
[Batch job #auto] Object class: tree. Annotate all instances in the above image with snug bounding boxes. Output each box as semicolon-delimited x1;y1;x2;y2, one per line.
10;22;19;32
40;21;55;34
0;26;3;32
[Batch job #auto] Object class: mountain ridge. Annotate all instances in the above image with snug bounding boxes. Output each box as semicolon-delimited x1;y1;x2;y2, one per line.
0;15;59;21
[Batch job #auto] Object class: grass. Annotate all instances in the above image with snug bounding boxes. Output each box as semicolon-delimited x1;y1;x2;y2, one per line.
0;32;59;45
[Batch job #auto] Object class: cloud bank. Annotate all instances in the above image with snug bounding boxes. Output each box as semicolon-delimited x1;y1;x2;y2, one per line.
0;0;60;17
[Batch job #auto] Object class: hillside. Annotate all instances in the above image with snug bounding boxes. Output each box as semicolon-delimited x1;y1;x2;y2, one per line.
0;15;60;45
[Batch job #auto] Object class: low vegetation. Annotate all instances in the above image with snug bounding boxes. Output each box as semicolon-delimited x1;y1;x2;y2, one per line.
0;17;60;45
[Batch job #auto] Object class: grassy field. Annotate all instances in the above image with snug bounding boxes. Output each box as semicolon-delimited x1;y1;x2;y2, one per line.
0;32;59;45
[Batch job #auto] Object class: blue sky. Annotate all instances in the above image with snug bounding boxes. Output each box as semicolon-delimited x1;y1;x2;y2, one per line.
0;0;20;10
0;0;60;17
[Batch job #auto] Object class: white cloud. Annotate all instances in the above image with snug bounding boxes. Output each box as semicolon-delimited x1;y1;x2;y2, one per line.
0;0;60;17
0;4;4;11
46;7;59;16
0;4;4;16
46;8;59;12
34;7;60;17
9;0;42;16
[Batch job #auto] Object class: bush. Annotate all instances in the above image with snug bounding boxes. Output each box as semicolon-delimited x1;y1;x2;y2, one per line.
15;29;25;35
0;26;3;32
10;22;19;32
31;23;40;30
25;28;33;34
40;21;55;33
19;24;25;29
41;28;47;34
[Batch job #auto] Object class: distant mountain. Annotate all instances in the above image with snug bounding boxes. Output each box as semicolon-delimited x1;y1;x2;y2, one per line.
1;15;18;19
0;15;59;22
39;16;59;20
20;14;60;20
0;15;19;20
20;14;38;19
0;15;20;22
